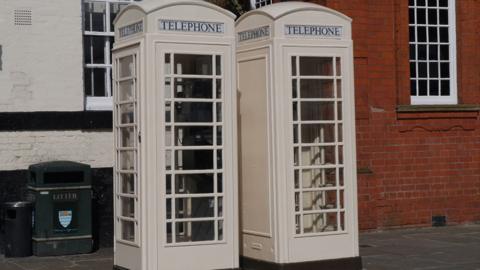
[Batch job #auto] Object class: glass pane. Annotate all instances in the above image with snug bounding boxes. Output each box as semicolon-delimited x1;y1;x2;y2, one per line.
174;78;213;99
119;127;135;147
338;123;343;142
301;124;336;143
293;102;298;121
337;79;342;98
217;173;223;193
175;221;215;242
174;54;212;75
175;174;214;194
119;150;135;170
217;150;223;169
174;102;213;122
417;8;426;24
291;56;297;76
302;190;338;211
299;57;333;76
119;103;135;124
175;150;213;170
292;79;298;98
428;9;437;24
119;55;134;78
165;102;171;122
301;168;337;188
120;174;135;194
335;57;341;76
429;79;439;95
216;103;222;122
300;79;334;98
428;27;437;42
165;78;172;99
121;220;135;242
166;175;172;195
165;150;172;170
175;197;215;218
300;102;335;121
84;1;106;32
439;27;449;42
175;126;213;146
218;220;224;240
86;68;106;97
439;9;448;25
217;126;223;146
165;54;171;74
85;36;106;64
216;55;222;76
216;79;222;99
340;211;345;231
417;26;426;42
339;168;344;186
300;146;336;166
121;197;135;218
303;212;338;233
165;126;172;146
218;197;223;217
119;80;134;101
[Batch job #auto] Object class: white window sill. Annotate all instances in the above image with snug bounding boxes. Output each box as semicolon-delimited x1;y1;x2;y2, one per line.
86;96;113;111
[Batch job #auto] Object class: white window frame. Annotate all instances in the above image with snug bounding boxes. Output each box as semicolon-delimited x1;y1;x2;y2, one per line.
250;0;272;9
409;0;457;105
83;0;138;111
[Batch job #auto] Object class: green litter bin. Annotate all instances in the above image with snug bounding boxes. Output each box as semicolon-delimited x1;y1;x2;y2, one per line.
27;161;93;256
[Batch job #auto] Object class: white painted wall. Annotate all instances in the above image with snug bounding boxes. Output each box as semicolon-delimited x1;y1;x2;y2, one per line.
0;0;84;112
0;131;113;171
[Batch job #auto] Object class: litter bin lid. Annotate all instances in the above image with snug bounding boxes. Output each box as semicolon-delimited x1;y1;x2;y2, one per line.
3;201;33;208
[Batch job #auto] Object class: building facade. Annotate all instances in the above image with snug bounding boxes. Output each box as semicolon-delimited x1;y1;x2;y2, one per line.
0;0;479;248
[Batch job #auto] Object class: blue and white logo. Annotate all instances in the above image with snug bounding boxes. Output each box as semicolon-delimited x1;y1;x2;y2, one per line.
58;210;72;228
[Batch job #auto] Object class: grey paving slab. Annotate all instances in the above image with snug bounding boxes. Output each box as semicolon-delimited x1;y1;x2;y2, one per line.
1;225;479;269
361;224;480;270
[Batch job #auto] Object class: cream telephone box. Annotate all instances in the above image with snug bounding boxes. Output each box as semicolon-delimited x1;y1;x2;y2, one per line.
236;2;361;269
112;1;238;269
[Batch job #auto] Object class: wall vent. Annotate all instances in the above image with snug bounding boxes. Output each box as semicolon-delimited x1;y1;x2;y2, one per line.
14;9;32;26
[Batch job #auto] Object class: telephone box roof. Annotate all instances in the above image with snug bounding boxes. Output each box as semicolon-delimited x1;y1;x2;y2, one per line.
236;1;352;25
114;0;236;25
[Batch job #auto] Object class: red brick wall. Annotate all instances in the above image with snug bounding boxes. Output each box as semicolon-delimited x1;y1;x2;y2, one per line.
322;0;480;230
250;0;480;230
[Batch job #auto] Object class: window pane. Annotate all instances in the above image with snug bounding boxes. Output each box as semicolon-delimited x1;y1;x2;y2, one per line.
119;55;134;78
175;126;213;146
121;220;135;242
118;80;134;101
85;68;106;97
120;174;135;194
300;146;336;166
174;221;214;242
175;150;213;170
417;8;426;24
119;127;135;147
174;54;212;75
121;197;135;218
174;102;213;122
84;1;106;32
300;102;335;121
300;79;334;99
301;168;337;188
119;103;135;124
301;124;336;143
299;57;333;76
174;78;213;99
302;190;338;211
175;174;214;194
429;80;439;96
119;150;135;170
303;212;338;233
175;197;214;218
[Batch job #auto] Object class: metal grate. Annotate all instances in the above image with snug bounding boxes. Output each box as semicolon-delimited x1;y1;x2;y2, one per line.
14;9;32;26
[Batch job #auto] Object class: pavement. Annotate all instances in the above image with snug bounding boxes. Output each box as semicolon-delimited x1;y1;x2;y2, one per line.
0;224;479;270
